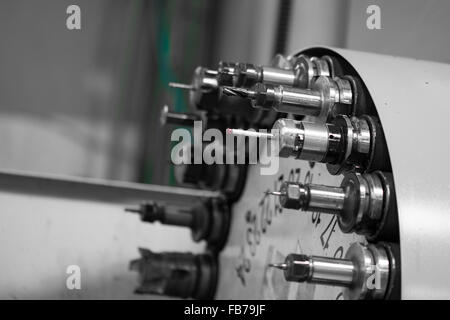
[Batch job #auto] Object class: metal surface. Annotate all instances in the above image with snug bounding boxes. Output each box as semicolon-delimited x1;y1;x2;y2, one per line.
269;243;392;300
126;198;231;252
272;118;304;158
0;169;220;205
216;155;365;299
311;76;353;120
222;76;352;119
270;253;355;286
293;55;331;88
0;170;213;299
222;55;337;91
229;55;332;89
310;256;354;285
299;121;330;162
326;47;450;299
268;171;394;240
0;184;205;299
262;66;296;86
341;243;372;299
218;47;450;299
230;115;375;171
130;249;217;299
308;185;346;212
275;86;323;115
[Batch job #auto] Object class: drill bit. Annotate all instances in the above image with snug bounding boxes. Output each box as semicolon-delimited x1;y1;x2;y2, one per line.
168;82;195;90
222;86;257;99
268;263;288;270
125;207;142;214
226;128;274;139
265;191;284;196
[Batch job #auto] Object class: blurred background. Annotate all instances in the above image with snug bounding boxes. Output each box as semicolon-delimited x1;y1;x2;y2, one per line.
2;0;450;186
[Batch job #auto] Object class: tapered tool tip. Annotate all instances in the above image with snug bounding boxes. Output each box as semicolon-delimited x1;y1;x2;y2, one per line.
125;207;142;214
265;191;283;197
222;86;251;98
269;263;288;270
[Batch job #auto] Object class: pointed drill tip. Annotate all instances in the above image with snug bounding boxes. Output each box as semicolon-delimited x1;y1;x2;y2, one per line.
265;191;283;197
269;263;288;270
125;207;142;214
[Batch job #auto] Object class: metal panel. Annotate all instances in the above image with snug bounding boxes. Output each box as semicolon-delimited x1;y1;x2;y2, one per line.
216;159;364;300
330;47;450;299
0;169;220;205
0;170;213;299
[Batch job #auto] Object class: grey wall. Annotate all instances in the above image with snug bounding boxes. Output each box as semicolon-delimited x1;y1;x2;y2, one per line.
285;0;450;63
217;0;450;65
346;0;450;63
0;0;140;180
213;0;279;65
